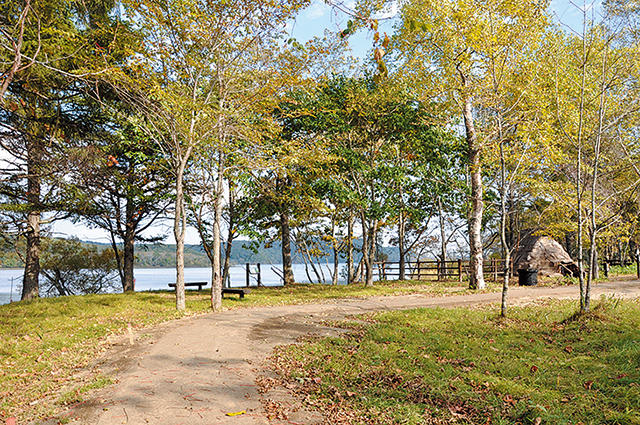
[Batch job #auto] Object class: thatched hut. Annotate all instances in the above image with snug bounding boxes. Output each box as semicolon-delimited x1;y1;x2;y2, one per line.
513;233;577;277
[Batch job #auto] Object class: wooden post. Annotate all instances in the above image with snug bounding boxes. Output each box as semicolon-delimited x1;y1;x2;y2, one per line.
603;261;609;278
493;258;498;281
257;263;262;286
458;259;463;283
246;263;250;287
417;261;421;280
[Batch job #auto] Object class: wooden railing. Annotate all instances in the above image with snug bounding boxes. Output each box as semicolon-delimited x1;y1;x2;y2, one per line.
374;257;640;282
373;259;512;282
603;259;635;267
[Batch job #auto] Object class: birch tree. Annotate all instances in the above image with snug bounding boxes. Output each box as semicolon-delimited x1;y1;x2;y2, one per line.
543;5;640;312
395;0;549;289
115;0;307;310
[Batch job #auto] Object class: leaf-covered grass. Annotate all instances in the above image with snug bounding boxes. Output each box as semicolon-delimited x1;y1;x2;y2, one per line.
0;279;488;422
239;278;497;307
269;297;640;424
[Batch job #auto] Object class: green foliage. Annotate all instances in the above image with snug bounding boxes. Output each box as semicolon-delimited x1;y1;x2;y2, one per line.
82;122;172;236
272;298;640;424
275;75;464;266
0;235;23;268
610;263;639;277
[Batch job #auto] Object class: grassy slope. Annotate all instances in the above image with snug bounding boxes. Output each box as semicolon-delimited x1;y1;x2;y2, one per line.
269;298;640;424
0;291;211;422
1;270;637;424
0;279;485;423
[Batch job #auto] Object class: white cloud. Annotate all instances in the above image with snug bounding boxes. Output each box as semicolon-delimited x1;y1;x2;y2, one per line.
284;20;294;33
305;3;330;20
372;0;398;19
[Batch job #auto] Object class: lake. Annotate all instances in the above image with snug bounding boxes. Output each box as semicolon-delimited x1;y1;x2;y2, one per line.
0;263;350;305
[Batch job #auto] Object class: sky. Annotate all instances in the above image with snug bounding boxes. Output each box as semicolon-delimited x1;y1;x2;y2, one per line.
286;0;604;61
50;0;604;245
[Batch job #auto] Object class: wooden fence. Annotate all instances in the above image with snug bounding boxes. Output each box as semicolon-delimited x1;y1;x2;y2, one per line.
375;257;640;281
603;259;636;267
373;259;511;282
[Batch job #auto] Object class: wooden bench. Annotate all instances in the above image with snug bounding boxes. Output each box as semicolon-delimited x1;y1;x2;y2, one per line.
168;283;250;298
222;288;251;298
168;282;208;291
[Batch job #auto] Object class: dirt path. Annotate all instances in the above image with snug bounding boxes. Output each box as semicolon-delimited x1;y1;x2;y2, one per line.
62;280;640;425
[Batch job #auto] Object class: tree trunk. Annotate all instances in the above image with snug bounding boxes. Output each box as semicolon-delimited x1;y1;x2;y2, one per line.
585;36;609;311
332;218;339;285
174;160;188;311
122;199;136;292
22;210;41;300
333;246;339;285
280;211;295;285
439;197;447;280
463;95;485;290
398;211;406;281
362;239;372;286
210;154;224;312
347;211;354;284
360;212;376;287
499;139;510;317
21;128;43;301
575;12;589;312
222;185;237;288
636;245;640;279
591;245;599;280
354;257;364;282
222;233;234;289
53;270;67;296
299;236;324;284
300;245;314;283
175;213;186;310
360;214;370;286
365;226;376;286
110;232;125;289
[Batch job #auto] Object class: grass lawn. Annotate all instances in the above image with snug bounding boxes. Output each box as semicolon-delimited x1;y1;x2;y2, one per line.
267;297;640;424
0;278;490;423
0;269;636;423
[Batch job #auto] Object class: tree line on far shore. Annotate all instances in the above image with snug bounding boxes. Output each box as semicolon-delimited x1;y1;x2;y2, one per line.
1;238;402;271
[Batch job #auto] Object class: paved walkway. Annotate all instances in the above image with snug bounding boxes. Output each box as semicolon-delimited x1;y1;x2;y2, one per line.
67;280;640;425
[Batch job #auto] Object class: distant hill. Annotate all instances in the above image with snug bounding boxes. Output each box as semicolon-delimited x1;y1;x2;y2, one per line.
131;240;399;267
132;241;285;268
0;238;400;269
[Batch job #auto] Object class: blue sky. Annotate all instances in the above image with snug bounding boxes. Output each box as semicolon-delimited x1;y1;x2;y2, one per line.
288;0;604;61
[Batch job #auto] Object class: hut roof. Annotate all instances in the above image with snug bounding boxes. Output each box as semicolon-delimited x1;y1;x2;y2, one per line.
513;233;576;276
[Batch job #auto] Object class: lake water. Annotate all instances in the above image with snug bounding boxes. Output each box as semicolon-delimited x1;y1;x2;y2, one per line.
0;263;351;305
